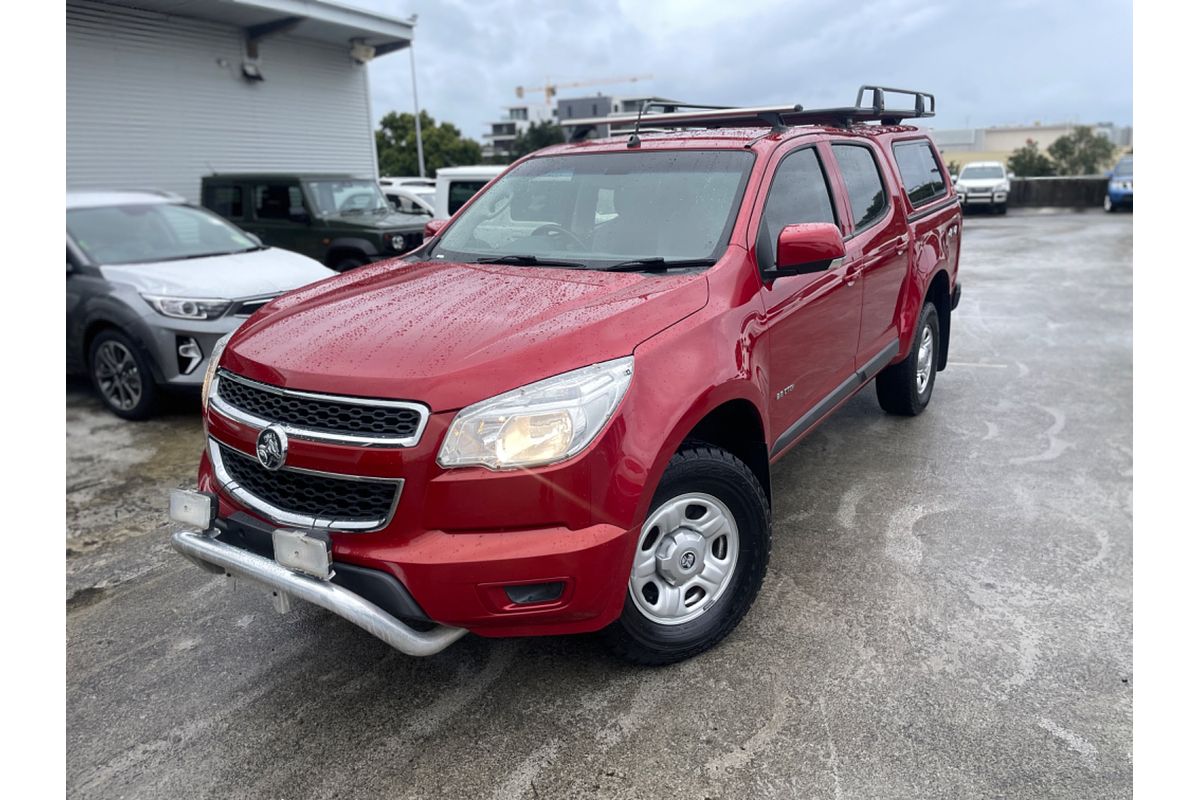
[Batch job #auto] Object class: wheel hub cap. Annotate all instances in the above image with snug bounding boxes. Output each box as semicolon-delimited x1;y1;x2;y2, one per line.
916;324;934;394
629;492;739;626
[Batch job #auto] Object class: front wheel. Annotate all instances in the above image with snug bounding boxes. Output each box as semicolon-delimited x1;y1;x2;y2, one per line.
604;444;771;665
875;301;940;416
89;329;158;420
1104;195;1115;212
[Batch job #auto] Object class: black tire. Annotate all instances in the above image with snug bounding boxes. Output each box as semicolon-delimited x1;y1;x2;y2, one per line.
604;444;771;666
996;202;1007;215
332;255;367;272
88;329;158;420
875;301;940;416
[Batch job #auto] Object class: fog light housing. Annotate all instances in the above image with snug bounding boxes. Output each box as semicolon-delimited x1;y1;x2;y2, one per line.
169;489;217;529
504;582;565;605
177;336;203;375
272;529;333;580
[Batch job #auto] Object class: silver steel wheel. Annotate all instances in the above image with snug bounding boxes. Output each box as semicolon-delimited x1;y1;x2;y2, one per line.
629;492;739;625
915;324;934;395
94;340;143;411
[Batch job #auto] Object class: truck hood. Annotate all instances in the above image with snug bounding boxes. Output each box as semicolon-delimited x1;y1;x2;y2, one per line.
100;247;335;298
322;210;427;231
223;259;709;411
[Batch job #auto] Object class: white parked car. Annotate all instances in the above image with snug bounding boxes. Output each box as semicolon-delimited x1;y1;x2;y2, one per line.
381;182;435;216
955;161;1010;214
434;166;504;219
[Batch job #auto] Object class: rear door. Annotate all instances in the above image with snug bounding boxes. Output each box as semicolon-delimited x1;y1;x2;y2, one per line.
754;142;862;443
828;141;911;369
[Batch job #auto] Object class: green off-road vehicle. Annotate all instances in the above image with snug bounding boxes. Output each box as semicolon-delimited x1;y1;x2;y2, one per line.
201;173;426;271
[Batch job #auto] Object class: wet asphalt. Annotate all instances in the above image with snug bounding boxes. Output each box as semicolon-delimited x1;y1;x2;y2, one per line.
66;208;1132;799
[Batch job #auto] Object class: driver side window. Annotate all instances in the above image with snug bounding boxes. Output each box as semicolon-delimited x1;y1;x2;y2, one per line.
758;148;837;270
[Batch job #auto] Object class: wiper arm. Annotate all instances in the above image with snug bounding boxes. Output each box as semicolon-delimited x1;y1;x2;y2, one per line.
475;254;587;268
603;257;717;273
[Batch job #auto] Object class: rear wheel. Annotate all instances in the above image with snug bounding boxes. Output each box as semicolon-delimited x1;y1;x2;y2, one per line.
89;329;158;420
875;301;940;416
605;444;771;665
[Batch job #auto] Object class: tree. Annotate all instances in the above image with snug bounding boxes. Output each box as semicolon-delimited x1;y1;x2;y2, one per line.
375;110;482;176
1008;139;1056;177
1046;126;1117;176
508;120;566;161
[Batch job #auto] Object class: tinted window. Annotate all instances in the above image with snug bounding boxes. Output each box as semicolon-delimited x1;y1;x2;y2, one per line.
305;179;389;214
209;186;244;218
832;145;888;232
893;141;947;206
448;181;488;215
759;148;837;267
254;184;304;220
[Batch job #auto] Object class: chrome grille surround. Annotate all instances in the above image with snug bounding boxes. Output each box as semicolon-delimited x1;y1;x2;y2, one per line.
210;370;430;448
207;438;402;532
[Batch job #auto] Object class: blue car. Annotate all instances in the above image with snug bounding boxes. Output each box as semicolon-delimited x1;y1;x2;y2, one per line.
1105;155;1133;212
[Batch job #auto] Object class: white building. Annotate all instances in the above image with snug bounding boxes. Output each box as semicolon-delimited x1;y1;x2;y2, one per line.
67;0;415;203
482;103;557;159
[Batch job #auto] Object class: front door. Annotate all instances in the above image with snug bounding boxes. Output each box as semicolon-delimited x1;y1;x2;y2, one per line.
247;181;323;261
755;143;863;448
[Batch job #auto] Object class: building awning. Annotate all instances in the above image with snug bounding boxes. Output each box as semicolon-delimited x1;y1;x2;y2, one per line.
106;0;414;55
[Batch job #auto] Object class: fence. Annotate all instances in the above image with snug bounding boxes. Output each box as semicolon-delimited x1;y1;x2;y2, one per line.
1007;177;1109;208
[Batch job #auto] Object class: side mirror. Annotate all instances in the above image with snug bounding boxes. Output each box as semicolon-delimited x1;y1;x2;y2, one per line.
288;207;311;225
423;218;448;241
769;223;846;277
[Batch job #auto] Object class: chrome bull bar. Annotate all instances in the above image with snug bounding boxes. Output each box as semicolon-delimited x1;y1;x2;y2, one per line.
170;530;468;657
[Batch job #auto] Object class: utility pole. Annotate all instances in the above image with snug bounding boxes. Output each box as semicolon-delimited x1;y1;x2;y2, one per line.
408;17;426;178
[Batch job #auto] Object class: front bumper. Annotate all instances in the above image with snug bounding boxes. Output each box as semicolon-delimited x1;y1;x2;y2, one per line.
171;527;469;657
958;192;1006;205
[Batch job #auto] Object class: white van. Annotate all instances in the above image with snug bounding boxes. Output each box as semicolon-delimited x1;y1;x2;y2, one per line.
434;166;504;220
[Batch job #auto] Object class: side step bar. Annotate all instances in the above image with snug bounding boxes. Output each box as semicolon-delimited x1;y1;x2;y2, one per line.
171;530;468;657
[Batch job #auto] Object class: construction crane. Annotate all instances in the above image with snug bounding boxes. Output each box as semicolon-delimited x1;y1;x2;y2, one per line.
515;74;654;104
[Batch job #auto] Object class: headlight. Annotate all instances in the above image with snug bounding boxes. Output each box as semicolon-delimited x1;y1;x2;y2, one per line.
994;184;1009;194
201;332;232;411
142;295;231;320
388;233;410;251
437;357;634;470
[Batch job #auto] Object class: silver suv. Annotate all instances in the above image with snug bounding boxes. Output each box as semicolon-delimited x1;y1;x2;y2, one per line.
66;191;334;419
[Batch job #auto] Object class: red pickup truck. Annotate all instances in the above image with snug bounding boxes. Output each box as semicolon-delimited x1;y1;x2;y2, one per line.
169;87;962;665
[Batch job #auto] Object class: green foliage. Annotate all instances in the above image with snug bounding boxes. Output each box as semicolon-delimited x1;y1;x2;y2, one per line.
375;111;483;176
1045;127;1117;176
508;120;567;160
945;158;962;177
1008;139;1056;177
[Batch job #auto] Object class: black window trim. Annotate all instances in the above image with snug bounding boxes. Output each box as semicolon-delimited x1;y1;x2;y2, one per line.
252;181;304;222
755;142;840;273
829;140;892;241
891;136;951;211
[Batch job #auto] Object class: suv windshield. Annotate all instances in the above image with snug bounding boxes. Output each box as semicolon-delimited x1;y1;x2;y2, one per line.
305;179;391;215
959;165;1005;180
67;203;259;265
433;150;754;268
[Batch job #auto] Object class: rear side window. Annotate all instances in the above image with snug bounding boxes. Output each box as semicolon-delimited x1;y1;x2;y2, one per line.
208;186;243;219
448;181;488;215
759;147;837;267
893;141;948;207
832;144;888;233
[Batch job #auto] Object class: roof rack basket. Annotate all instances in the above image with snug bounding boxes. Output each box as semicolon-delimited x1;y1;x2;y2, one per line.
563;85;935;141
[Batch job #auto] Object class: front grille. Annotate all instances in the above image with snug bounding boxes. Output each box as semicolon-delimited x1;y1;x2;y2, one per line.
216;443;398;524
215;372;424;441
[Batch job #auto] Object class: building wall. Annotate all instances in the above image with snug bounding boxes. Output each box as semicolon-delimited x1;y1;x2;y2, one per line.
67;0;378;203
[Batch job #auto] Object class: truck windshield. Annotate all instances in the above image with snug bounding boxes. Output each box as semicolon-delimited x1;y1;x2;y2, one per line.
305;179;391;215
960;165;1005;180
433;150;754;268
67;203;260;265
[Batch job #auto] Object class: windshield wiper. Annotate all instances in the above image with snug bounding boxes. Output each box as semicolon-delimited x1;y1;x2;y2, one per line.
603;257;717;273
474;254;588;268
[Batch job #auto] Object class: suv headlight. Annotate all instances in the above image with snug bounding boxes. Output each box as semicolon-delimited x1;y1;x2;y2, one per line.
388;233;410;251
142;295;231;320
201;332;232;410
437;357;634;470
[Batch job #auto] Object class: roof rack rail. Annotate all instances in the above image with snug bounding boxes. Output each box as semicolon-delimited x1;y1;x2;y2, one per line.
562;85;935;141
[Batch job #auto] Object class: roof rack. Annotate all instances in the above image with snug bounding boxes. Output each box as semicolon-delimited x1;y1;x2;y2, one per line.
563;85;935;142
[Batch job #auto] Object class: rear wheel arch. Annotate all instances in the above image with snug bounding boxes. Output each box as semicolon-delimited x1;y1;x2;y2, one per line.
925;269;952;371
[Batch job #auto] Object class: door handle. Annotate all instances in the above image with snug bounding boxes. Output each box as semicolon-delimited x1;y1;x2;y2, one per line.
843;267;864;286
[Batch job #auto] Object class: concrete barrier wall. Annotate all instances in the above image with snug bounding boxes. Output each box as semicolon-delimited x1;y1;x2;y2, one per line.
1007;177;1109;208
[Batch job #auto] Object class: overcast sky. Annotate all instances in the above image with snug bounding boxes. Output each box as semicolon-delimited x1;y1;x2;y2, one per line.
351;0;1132;138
